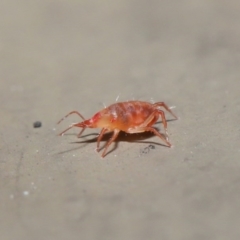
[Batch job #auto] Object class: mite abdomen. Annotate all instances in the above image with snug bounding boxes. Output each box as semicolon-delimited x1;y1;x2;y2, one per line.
107;101;154;130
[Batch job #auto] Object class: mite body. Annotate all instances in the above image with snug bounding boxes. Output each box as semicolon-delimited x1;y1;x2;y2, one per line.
57;101;177;157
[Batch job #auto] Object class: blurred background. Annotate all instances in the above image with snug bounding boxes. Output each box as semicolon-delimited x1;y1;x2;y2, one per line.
1;0;240;240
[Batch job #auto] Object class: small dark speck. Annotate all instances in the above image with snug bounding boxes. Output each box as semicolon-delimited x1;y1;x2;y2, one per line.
33;121;42;128
148;145;155;149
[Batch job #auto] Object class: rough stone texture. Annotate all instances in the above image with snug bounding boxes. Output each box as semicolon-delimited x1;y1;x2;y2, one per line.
1;1;240;240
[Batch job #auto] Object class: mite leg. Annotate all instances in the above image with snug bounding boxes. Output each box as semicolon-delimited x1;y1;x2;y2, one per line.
58;123;83;136
135;126;171;147
57;111;85;125
140;111;157;127
153;102;178;119
139;110;169;140
156;109;169;140
101;129;120;158
77;127;86;138
96;128;108;152
58;111;86;137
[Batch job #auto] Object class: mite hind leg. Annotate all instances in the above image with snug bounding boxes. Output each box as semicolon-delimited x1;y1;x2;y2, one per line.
156;109;169;140
129;126;171;147
134;126;171;147
153;102;178;120
140;110;169;140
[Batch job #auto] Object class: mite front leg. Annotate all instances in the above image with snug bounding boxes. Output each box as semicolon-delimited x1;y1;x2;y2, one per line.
96;128;108;152
101;129;120;158
58;123;78;136
77;127;86;138
57;111;86;125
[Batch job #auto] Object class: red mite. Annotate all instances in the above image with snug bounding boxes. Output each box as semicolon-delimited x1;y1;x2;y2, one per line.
57;101;177;157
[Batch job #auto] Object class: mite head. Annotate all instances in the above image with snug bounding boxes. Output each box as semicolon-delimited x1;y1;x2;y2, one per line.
71;111;109;129
87;111;112;129
58;110;112;136
57;111;93;136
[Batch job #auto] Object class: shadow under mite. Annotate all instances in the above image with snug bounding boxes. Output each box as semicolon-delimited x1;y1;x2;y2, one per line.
57;121;175;156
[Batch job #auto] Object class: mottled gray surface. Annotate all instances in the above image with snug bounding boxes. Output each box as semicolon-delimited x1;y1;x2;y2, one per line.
1;0;240;240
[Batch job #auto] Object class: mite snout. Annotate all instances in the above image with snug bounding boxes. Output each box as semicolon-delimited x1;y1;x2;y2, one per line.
75;119;91;128
80;118;98;128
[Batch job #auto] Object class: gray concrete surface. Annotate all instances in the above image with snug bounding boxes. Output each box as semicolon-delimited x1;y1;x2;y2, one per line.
1;0;240;239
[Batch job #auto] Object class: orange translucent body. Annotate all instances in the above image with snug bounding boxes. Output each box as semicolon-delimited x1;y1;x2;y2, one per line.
57;101;177;157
